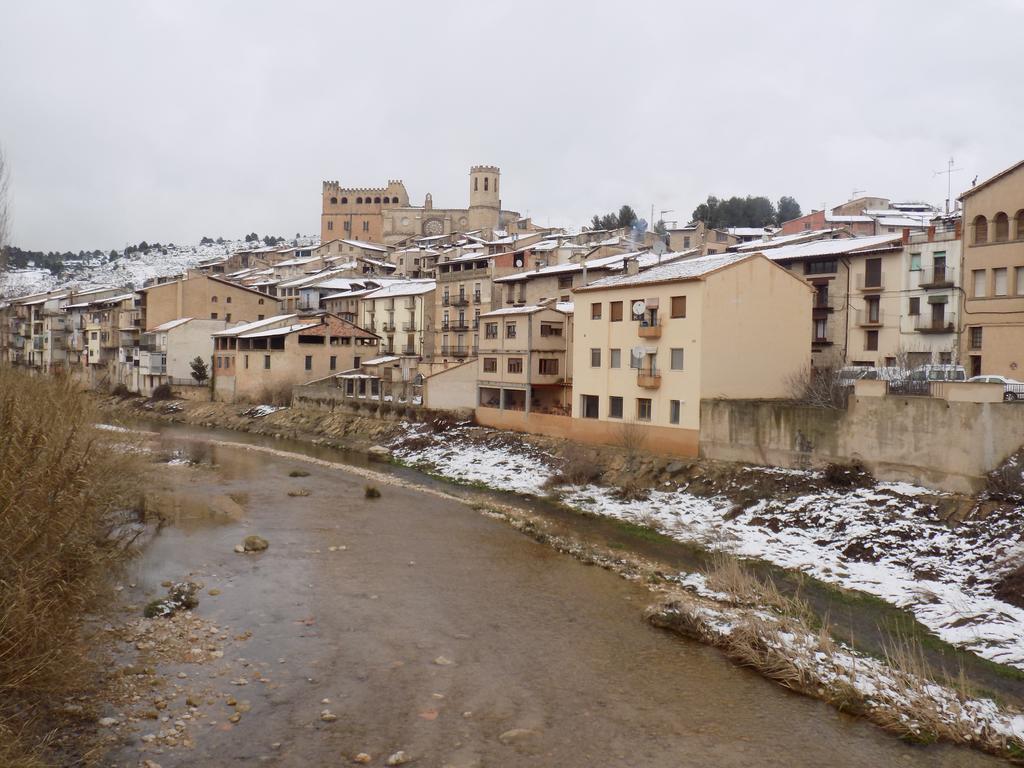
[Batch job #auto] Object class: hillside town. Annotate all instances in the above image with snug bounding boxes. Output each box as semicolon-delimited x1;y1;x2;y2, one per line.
2;160;1023;456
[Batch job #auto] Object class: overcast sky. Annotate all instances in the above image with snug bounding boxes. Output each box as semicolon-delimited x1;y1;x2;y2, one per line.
2;0;1022;252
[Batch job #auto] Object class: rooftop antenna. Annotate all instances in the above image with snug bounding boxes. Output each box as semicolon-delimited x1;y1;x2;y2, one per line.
851;189;866;200
934;157;962;214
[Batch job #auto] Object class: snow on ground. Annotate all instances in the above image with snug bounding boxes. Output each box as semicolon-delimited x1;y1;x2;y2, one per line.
389;423;1024;670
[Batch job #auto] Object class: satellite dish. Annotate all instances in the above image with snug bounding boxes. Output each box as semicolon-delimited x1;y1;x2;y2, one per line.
513;255;525;268
652;239;666;255
630;346;645;362
632;300;646;317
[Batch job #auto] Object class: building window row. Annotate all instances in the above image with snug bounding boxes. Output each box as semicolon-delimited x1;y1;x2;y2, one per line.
329;195;396;205
580;394;682;424
971;266;1024;298
972;211;1024;245
590;347;684;370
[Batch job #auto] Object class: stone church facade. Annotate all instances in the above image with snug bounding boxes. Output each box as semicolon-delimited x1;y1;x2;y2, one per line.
320;166;523;245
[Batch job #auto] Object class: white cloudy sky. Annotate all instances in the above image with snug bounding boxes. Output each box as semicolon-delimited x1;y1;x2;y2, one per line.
1;0;1021;252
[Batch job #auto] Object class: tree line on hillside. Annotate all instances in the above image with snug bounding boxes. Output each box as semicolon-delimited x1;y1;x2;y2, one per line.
691;195;802;229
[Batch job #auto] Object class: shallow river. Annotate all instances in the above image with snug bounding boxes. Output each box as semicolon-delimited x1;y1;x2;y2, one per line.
114;426;1002;767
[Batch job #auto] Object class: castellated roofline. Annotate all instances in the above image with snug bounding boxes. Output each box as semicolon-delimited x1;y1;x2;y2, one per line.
470;165;500;174
322;180;407;194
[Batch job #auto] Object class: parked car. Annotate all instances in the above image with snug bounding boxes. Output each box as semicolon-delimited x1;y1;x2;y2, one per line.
967;375;1024;401
887;364;966;395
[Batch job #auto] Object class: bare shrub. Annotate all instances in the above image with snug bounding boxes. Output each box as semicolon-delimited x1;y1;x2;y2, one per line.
544;445;603;488
985;448;1024;502
784;365;848;409
617;418;647;458
255;384;293;407
0;368;143;761
428;411;458;433
822;460;872;488
111;382;134;399
365;484;381;499
150;382;173;401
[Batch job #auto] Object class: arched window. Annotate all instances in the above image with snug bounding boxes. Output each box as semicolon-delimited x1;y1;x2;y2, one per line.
341;197;348;204
329;196;337;204
1016;210;1024;240
356;197;363;204
382;196;390;204
211;296;218;303
374;196;381;203
974;215;988;245
994;212;1009;241
484;177;489;191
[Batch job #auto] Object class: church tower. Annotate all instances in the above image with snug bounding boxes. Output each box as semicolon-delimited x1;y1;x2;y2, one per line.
468;165;501;231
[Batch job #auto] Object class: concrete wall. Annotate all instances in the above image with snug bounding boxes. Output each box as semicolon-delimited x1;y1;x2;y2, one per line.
475;407;699;455
422;360;478;411
699;394;1024;493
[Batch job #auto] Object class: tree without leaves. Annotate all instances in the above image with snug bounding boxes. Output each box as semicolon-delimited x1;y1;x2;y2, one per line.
0;146;10;267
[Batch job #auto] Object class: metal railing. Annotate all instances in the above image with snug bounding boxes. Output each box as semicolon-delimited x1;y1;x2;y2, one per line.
913;315;955;333
856;273;885;291
917;265;956;289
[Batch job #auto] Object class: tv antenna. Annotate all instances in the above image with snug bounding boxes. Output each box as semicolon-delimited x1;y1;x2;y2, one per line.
934;157;962;214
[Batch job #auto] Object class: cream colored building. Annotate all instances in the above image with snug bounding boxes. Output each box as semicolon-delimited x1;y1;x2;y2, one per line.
134;317;228;395
140;272;280;331
959;159;1024;377
571;253;812;456
357;280;435;357
321;166;523;244
212;313;380;402
477;303;574;416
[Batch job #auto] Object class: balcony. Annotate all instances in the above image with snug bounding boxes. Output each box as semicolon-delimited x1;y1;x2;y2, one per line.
637;369;661;389
401;345;418;355
855;309;885;327
440;346;474;357
914;315;955;334
442;296;451;307
381;322;396;332
473;291;481;303
856;273;885;292
637;321;661;339
452;296;469;307
32;337;44;351
918;266;955;289
402;321;417;332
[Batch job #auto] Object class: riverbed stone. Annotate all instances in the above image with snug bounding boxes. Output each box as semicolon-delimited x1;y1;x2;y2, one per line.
367;445;391;461
385;751;409;765
243;535;269;552
498;728;537;745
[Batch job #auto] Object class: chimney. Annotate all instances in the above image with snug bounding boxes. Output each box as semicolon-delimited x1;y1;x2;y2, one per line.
901;228;910;245
955;219;962;239
626;256;640;276
581;260;588;286
927;225;935;243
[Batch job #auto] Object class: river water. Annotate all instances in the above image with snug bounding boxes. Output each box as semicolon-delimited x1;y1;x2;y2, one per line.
113;426;1002;767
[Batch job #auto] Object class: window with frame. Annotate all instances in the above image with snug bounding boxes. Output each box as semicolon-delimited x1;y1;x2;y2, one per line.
608;396;623;419
485;322;498;339
226;296;232;304
670;348;684;370
538;358;558;375
591;302;602;320
580;394;599;419
305;355;312;371
1016;266;1024;296
670;296;686;318
244;354;249;369
909;253;921;271
211;296;218;303
330;355;337;370
973;269;986;298
610;348;621;368
590;348;601;367
994;268;1008;296
805;260;838;275
540;322;562;337
505;323;517;339
507;357;523;374
210;312;218;320
610;301;623;321
970;327;983;349
483;357;497;372
814;318;827;341
558;275;573;289
636;398;652;421
908;297;920;315
264;355;271;369
669;400;681;425
865;330;879;351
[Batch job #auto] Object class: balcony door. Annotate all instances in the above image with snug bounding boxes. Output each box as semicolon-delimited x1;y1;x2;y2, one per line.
931;302;945;329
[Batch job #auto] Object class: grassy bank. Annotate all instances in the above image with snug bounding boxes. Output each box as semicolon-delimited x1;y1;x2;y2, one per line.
0;369;143;766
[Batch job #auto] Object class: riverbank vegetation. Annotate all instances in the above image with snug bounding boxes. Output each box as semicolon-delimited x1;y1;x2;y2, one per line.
0;369;143;766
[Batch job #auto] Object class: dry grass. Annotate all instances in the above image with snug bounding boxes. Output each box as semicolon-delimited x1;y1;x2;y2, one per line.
254;384;293;407
0;367;144;763
287;488;311;497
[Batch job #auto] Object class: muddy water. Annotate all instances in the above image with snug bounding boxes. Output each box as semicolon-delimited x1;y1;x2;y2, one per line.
117;430;1001;767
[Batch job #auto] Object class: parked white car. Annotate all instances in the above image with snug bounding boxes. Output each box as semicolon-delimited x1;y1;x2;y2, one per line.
967;375;1024;401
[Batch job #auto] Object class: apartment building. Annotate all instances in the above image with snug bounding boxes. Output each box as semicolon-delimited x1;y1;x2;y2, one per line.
135;317;228;395
139;272;281;330
960;159;1024;377
477;302;573;416
357;280;435;356
83;293;138;388
211;313;379;402
571;252;811;455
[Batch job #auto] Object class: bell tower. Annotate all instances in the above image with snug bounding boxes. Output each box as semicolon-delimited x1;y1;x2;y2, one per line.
468;165;501;231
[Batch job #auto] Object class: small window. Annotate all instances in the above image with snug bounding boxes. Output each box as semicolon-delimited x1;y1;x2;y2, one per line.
973;269;986;298
973;215;988;245
258;298;264;305
341;197;348;204
994;212;1009;242
970;327;983;349
590;348;601;367
909;253;921;271
505;323;517;339
327;221;334;231
304;355;312;370
580;394;599;419
356;197;363;204
610;301;623;321
609;396;623;419
485;322;498;339
671;296;686;318
264;355;271;369
670;348;684;370
865;330;879;351
610;348;621;368
637;398;652;422
908;297;920;315
669;400;681;425
508;357;523;374
539;358;558;375
257;314;264;320
591;302;602;320
330;196;338;204
244;354;249;369
225;313;231;322
211;295;218;303
226;296;232;303
483;357;497;373
994;268;1008;296
330;355;337;370
362;221;369;232
210;312;218;320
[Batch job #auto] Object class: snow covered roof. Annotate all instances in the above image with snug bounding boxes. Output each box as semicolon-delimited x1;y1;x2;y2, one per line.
734;228;846;251
480;305;550;317
756;234;903;262
361;355;401;366
576;252;754;291
238;322;321;339
362;280;435;299
212;314;297;337
556;301;574;314
359;257;396;270
274;255;320;268
320;287;377;301
726;227;775;236
825;214;874;223
874;216;930;228
151;317;193;332
339;239;388;253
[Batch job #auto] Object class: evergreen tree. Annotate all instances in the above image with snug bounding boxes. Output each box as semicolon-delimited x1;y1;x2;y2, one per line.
189;356;209;385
